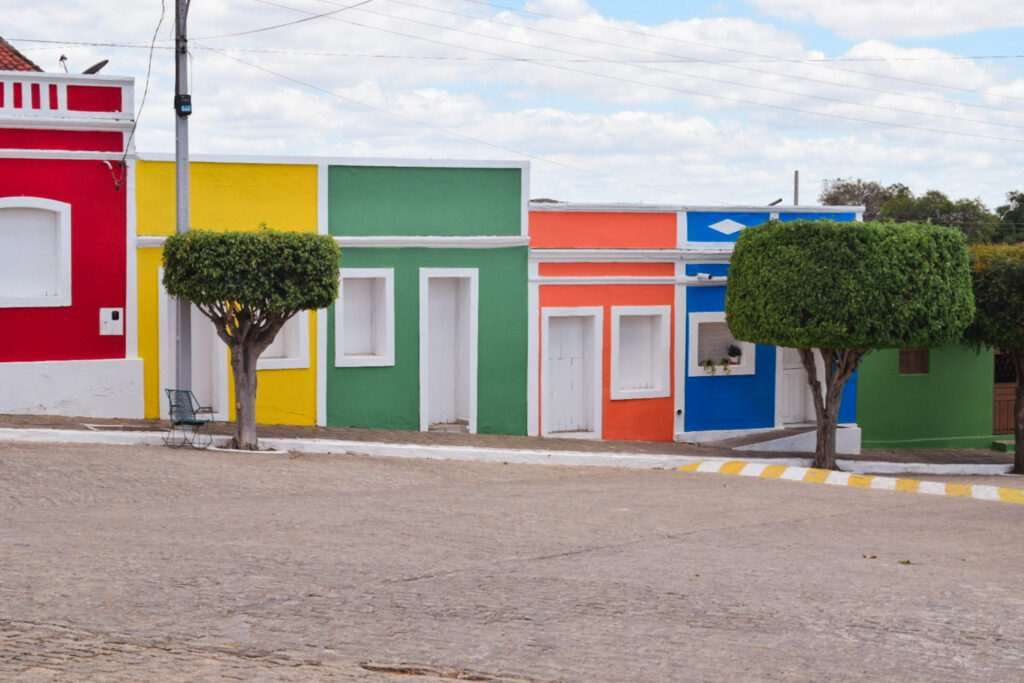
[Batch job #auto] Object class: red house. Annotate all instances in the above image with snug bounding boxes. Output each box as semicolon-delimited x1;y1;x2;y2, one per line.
0;40;142;416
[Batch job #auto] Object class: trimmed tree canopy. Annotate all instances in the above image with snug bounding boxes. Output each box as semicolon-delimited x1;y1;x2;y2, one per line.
726;219;975;350
163;229;339;313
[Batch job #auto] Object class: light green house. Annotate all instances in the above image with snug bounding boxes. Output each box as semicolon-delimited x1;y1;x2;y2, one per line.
325;162;529;435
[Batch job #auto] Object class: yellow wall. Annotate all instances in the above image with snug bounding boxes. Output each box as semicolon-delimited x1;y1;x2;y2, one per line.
136;160;320;425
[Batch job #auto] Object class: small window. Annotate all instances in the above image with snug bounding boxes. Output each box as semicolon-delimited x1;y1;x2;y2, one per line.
257;311;310;370
898;348;928;375
335;268;395;367
0;197;71;308
688;312;755;376
611;306;671;400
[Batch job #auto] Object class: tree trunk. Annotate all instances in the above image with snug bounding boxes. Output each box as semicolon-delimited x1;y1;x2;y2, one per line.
1013;353;1024;475
230;341;260;451
800;348;868;471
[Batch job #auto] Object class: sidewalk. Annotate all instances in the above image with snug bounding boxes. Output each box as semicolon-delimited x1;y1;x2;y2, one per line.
0;413;1016;475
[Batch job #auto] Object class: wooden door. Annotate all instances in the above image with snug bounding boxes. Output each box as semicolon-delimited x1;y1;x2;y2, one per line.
546;316;594;433
993;352;1016;435
780;348;813;424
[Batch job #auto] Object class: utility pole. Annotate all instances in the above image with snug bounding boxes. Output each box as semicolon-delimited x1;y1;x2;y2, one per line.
174;0;192;390
793;169;799;206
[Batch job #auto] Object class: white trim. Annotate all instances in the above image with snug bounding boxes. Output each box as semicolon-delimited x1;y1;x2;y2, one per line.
136;235;167;248
527;260;540;436
540;306;603;439
520;163;530;237
0;150;133;161
774;345;785;429
529;248;734;262
674;264;686;436
681;241;739;251
335;268;395;367
0;196;72;308
137;152;529;171
676;212;687;249
0;359;143;418
125;159;138;358
257;311;310;370
419;268;479;434
316;162;329;427
335;235;528;248
687;311;755;377
0;119;134;133
529;202;864;213
610;305;671;400
683;275;729;287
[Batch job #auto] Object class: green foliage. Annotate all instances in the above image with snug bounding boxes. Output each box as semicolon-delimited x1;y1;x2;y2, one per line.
163;229;339;314
880;190;998;244
726;220;975;350
818;177;910;222
963;244;1024;352
995;191;1024;244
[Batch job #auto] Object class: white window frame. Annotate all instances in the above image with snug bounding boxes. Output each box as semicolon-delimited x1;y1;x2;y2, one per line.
610;305;671;400
0;197;72;308
335;268;395;367
257;310;310;370
688;311;756;377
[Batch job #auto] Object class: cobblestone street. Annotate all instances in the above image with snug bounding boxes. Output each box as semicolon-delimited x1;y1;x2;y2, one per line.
2;441;1023;680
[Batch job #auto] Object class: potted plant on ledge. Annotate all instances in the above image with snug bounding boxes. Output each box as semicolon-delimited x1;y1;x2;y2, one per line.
727;344;743;366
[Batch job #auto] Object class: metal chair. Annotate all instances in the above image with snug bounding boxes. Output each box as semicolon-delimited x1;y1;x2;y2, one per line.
163;389;214;449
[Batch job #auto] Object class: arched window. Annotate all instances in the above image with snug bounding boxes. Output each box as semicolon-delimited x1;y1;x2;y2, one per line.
0;197;72;307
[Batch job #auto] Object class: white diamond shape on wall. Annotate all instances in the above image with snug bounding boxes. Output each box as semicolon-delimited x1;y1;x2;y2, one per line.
707;219;746;235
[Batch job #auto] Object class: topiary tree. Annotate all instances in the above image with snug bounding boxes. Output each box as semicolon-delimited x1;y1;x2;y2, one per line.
963;244;1024;474
727;219;974;470
163;228;339;450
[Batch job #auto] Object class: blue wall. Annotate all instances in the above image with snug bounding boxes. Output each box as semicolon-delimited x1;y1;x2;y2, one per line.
685;285;776;432
687;212;770;243
779;212;857;222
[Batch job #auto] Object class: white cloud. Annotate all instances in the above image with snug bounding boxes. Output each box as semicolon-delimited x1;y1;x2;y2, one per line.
745;0;1024;40
3;0;1022;210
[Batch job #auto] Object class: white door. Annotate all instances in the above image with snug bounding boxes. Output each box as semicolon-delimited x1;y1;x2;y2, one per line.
780;348;813;424
546;316;594;433
424;276;473;428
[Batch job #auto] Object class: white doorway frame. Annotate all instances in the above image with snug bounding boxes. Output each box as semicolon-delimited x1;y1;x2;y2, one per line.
774;346;826;427
541;306;603;439
418;268;479;433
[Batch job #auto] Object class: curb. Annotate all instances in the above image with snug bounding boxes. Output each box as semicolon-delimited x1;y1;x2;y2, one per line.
679;461;1024;504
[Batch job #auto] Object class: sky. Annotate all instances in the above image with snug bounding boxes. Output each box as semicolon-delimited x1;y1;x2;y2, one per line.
6;0;1024;208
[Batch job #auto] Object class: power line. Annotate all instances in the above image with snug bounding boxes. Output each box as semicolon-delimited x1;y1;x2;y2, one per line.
371;0;1023;116
195;0;376;39
121;0;167;175
199;45;680;196
222;0;1024;142
446;0;1024;105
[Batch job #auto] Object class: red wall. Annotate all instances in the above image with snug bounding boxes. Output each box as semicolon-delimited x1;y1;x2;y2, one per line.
0;158;126;361
530;211;677;248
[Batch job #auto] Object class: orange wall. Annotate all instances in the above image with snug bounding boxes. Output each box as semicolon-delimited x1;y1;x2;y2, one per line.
530;211;677;248
539;262;674;277
539;284;675;442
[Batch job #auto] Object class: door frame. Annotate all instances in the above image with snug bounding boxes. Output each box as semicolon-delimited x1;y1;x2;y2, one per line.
418;268;479;433
541;306;603;439
774;346;825;427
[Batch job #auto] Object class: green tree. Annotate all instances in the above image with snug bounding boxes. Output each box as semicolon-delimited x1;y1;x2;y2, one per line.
880;190;998;243
163;228;340;450
818;178;910;221
963;244;1024;474
727;220;974;470
995;191;1024;244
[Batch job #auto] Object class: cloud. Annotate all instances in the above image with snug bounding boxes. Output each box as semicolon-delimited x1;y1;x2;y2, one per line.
745;0;1024;40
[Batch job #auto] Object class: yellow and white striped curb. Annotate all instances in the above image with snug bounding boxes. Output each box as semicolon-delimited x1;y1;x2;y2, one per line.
678;461;1024;504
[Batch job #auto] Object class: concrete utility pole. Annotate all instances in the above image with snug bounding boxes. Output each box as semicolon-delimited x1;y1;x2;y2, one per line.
174;0;192;390
793;169;800;206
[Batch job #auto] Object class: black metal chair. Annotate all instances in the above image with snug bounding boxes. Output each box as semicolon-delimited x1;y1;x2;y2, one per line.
163;389;214;449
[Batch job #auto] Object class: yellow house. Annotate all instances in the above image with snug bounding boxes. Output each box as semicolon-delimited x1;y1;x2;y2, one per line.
136;156;320;425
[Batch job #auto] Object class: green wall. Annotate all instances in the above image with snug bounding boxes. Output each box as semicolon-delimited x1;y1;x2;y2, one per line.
328;166;522;237
858;346;995;448
326;247;528;434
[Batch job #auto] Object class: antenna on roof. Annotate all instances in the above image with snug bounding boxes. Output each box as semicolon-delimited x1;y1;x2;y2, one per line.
768;198;783;206
58;55;68;73
82;59;108;74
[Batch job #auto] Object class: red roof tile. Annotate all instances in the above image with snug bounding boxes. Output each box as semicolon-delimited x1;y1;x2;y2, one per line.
0;37;42;72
